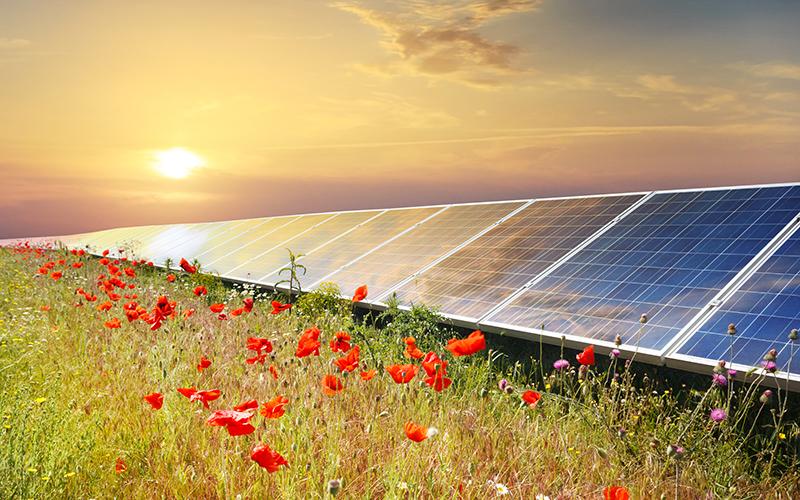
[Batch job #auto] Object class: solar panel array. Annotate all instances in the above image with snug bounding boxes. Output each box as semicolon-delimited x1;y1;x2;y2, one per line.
4;183;799;383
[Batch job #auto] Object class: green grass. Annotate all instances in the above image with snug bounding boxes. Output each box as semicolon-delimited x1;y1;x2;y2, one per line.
0;247;798;498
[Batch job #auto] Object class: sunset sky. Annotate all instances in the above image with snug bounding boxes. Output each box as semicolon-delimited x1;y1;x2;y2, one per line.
1;0;799;238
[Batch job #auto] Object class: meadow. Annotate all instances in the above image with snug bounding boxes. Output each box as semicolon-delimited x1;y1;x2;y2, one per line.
0;245;798;499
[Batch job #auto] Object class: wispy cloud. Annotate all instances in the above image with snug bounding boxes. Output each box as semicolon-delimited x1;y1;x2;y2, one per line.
624;73;739;112
0;37;30;49
333;0;541;87
734;61;800;81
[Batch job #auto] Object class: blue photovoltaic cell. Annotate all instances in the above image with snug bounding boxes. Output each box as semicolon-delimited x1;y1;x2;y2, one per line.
389;195;643;320
677;227;800;370
486;185;800;351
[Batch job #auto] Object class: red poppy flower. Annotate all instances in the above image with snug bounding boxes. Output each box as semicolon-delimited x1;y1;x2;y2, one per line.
603;486;630;500
295;327;321;358
104;318;121;329
521;390;541;408
360;369;376;381
102;249;110;257
233;399;258;412
270;301;292;315
251;443;289;473
404;337;425;360
576;345;595;366
179;258;197;274
246;337;274;354
124;267;135;277
72;262;83;269
260;395;289;419
50;271;63;280
206;409;255;436
352;284;368;302
40;305;51;312
183;308;195;318
193;285;208;296
445;330;486;357
424;360;452;392
322;374;344;396
243;297;254;313
143;392;164;410
421;352;442;377
209;303;225;313
177;387;221;409
269;364;279;380
329;331;352;353
197;355;212;372
231;307;245;316
386;364;419;384
148;295;177;331
334;345;360;373
404;421;429;442
115;457;127;474
166;274;176;283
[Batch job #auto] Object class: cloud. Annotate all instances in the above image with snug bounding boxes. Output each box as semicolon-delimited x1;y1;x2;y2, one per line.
0;37;30;49
333;0;541;87
628;73;739;112
735;62;800;81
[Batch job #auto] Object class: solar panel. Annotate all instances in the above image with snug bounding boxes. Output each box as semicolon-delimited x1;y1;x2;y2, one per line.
203;213;339;277
196;216;301;271
674;223;800;371
223;210;382;283
154;220;251;263
261;207;441;288
389;194;643;320
320;201;526;301
484;185;800;352
192;217;283;263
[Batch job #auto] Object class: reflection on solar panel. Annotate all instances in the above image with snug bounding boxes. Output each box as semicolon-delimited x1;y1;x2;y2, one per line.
485;186;800;352
192;218;284;263
205;214;334;278
675;225;800;370
154;220;252;263
321;202;525;300
225;210;382;283
389;194;643;320
261;207;441;287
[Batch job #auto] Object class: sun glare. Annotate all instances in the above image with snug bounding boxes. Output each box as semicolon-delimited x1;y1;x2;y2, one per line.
152;148;205;179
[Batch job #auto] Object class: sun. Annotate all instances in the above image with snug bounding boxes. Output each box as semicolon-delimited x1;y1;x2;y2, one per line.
152;148;205;179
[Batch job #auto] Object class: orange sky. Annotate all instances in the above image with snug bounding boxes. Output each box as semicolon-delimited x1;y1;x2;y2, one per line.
1;0;798;238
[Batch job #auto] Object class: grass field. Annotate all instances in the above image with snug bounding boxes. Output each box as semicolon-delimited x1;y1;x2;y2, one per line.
0;245;798;499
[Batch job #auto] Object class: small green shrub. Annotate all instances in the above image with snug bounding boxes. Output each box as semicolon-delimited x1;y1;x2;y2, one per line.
294;282;350;320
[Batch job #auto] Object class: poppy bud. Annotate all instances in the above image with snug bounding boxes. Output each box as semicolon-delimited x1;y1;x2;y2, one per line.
790;329;798;341
327;479;342;496
479;387;489;398
728;323;736;335
760;389;773;405
640;314;648;324
614;335;622;346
